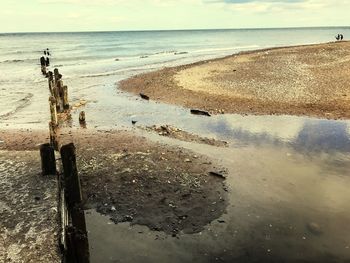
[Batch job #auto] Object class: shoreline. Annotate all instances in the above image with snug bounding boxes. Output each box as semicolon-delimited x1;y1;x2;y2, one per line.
119;41;350;120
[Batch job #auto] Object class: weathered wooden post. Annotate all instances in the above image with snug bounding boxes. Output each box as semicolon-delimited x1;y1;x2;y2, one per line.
49;96;58;125
60;143;89;263
48;71;54;96
79;111;86;124
56;74;64;112
63;85;69;110
54;68;59;85
40;56;47;75
60;143;82;208
49;121;59;151
39;143;56;175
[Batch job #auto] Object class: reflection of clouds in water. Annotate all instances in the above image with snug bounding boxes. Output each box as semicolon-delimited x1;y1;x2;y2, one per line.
206;114;305;147
220;115;305;142
293;120;350;153
206;115;350;153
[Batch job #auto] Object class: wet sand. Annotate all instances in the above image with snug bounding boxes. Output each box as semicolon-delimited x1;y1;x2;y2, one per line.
0;150;60;262
0;129;228;237
120;41;350;119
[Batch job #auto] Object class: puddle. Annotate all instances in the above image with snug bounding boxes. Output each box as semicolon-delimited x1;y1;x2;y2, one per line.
85;111;350;262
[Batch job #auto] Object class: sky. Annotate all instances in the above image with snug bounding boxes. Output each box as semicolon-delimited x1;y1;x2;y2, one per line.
0;0;349;32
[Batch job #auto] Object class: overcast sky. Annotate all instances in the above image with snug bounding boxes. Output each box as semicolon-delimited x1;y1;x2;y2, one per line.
0;0;349;33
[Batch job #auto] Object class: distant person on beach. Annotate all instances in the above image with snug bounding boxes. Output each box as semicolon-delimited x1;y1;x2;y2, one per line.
46;48;50;56
335;34;340;41
45;57;50;66
340;34;344;40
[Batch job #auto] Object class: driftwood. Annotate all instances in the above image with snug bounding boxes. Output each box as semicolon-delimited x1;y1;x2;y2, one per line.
209;171;226;179
190;109;211;116
140;93;150;100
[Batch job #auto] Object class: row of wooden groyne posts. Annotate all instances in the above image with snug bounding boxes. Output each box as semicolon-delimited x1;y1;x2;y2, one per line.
40;54;89;263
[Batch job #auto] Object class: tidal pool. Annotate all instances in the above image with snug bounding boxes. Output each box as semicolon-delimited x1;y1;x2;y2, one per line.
86;112;350;263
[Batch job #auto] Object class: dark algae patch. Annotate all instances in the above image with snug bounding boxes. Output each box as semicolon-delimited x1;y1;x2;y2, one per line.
79;141;228;235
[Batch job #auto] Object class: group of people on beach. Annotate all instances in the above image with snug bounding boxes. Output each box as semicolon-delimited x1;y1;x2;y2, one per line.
40;48;51;67
335;34;344;41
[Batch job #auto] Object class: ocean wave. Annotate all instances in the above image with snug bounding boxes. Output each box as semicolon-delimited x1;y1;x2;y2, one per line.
0;93;33;120
192;45;260;54
79;65;151;78
116;50;182;61
0;59;26;64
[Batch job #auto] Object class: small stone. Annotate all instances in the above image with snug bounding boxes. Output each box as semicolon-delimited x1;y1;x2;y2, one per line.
111;206;116;211
184;159;191;163
307;222;322;235
124;215;133;222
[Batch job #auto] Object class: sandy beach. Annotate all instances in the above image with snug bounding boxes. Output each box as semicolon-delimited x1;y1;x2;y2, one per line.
120;41;350;119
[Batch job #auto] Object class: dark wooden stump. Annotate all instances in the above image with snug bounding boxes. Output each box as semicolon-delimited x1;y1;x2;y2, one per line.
39;143;56;176
60;143;89;263
65;226;89;263
60;143;82;207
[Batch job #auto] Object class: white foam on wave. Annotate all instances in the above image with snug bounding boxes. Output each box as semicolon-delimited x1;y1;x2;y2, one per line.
192;45;260;54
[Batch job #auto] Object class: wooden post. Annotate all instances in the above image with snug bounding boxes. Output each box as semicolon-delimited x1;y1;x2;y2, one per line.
79;111;86;124
57;76;64;113
40;56;47;75
65;226;89;263
52;85;61;112
48;71;54;96
49;96;58;125
60;143;82;207
39;143;56;176
54;68;59;85
60;143;89;263
49;121;59;151
41;65;47;76
63;85;69;110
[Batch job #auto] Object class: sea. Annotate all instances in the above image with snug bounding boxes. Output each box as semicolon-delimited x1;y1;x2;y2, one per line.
1;27;350;128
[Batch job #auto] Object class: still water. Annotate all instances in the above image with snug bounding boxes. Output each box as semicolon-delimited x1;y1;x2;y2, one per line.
85;113;350;263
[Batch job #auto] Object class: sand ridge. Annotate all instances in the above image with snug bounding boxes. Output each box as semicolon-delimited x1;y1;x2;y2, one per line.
120;41;350;119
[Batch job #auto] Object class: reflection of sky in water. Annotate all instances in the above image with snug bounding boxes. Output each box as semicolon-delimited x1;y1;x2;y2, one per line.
293;120;350;153
203;115;350;153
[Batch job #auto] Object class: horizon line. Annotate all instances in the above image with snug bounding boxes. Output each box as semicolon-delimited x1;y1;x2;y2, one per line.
1;25;349;34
